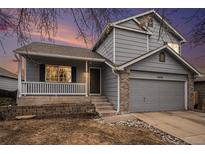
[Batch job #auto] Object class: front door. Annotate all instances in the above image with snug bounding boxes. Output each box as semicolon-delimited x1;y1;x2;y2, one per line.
90;68;101;95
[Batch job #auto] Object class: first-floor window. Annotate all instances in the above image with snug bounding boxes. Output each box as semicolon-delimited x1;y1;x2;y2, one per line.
45;65;72;82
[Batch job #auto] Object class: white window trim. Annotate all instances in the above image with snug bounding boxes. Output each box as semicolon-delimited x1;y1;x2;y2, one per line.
45;64;72;83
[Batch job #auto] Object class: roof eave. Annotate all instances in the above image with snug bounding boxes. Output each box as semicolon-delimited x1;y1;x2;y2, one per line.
0;75;18;80
16;51;105;62
117;45;202;77
111;9;187;43
91;24;113;51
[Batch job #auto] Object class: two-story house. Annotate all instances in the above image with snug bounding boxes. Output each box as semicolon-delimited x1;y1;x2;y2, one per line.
14;10;202;115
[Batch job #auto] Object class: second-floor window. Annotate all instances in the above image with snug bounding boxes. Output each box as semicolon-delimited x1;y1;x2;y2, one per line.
159;52;166;62
148;18;153;27
168;43;179;54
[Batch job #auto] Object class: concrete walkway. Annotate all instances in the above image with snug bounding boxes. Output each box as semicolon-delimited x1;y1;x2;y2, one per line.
133;111;205;145
103;111;205;144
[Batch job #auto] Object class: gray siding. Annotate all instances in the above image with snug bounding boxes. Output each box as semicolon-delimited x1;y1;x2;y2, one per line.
0;76;17;91
138;16;180;51
26;60;40;82
102;64;118;109
96;31;113;62
128;50;189;74
26;57;86;83
115;28;148;64
195;82;205;108
118;19;143;30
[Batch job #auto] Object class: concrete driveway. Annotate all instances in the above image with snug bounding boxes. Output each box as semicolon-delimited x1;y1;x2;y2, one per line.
133;111;205;144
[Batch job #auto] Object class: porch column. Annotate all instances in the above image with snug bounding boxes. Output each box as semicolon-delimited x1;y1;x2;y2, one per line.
85;61;88;97
17;55;22;98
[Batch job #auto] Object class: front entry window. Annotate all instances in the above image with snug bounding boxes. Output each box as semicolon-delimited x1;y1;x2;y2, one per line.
45;65;71;82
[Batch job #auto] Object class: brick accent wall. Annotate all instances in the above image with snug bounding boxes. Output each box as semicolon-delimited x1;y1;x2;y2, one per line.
118;71;195;113
188;73;194;110
0;103;96;120
119;70;129;113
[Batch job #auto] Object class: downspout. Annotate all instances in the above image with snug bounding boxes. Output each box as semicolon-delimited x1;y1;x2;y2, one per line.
112;69;120;113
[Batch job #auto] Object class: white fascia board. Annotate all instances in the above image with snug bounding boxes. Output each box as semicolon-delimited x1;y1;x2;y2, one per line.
117;45;202;77
105;61;115;69
113;25;151;35
17;51;105;62
111;9;155;25
118;45;167;69
112;9;186;42
113;28;116;63
166;46;202;76
132;18;153;34
91;24;111;50
154;11;187;43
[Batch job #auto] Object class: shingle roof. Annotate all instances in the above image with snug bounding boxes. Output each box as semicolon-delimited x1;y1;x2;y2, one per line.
92;9;186;51
0;67;17;79
14;42;105;61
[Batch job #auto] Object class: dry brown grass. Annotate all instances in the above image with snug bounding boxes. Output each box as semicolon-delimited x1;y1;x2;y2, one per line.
0;118;170;145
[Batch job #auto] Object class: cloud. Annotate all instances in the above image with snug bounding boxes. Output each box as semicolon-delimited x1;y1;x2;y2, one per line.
30;23;93;48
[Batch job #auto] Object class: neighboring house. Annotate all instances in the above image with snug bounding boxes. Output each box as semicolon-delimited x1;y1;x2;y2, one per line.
194;77;205;110
14;10;202;113
0;67;18;91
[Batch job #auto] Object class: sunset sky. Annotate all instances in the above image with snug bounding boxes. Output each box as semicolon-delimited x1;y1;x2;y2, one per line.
0;8;205;74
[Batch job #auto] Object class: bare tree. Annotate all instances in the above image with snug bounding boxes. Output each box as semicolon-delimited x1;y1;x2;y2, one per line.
0;8;130;50
0;8;204;52
154;8;205;47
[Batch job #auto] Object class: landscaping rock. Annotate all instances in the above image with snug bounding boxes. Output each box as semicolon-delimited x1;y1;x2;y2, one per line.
112;119;189;145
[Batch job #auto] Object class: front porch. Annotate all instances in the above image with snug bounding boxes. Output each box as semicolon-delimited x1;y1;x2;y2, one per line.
16;54;103;97
21;82;86;96
13;42;117;116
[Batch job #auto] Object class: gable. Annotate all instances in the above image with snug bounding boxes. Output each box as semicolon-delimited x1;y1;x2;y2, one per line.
128;49;190;75
95;30;113;62
138;15;181;51
117;19;145;31
115;28;148;65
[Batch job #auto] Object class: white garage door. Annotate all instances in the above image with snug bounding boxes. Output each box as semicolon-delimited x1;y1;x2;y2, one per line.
129;79;185;112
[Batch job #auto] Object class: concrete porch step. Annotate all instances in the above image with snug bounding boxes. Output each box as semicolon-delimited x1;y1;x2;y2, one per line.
94;103;114;107
91;96;117;117
96;106;114;110
92;101;111;105
91;96;107;98
91;98;108;102
98;110;117;117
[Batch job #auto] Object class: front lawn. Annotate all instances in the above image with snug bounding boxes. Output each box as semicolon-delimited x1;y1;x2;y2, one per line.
0;117;170;145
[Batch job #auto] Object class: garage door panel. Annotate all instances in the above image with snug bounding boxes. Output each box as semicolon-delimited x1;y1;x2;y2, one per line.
129;79;185;112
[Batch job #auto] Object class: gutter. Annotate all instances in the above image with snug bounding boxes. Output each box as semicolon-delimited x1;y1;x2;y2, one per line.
15;51;105;62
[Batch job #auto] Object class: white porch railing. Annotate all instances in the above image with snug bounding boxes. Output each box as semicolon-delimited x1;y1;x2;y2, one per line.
21;82;86;95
